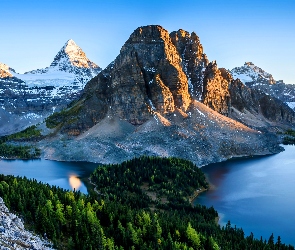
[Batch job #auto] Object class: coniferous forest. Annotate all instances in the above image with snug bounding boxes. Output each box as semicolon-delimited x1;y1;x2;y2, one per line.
0;156;293;249
0;125;41;159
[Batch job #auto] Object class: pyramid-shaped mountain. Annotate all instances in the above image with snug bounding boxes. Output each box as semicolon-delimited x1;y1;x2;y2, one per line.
0;40;101;136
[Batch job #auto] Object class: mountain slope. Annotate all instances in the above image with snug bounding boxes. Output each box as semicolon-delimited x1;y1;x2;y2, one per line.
231;62;295;111
0;40;101;136
36;25;284;165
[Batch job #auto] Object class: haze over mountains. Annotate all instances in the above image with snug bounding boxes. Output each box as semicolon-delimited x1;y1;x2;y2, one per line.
0;39;101;135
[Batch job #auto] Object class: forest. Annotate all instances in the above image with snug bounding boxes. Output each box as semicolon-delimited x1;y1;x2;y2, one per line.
0;125;41;159
282;129;295;145
0;156;293;249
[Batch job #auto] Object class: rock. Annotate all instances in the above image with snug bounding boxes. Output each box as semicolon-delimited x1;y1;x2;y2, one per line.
231;62;295;109
202;62;231;116
0;197;54;249
170;29;208;100
36;25;295;165
229;78;295;129
63;25;192;134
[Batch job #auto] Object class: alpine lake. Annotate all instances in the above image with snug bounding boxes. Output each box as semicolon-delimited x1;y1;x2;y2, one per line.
0;145;294;245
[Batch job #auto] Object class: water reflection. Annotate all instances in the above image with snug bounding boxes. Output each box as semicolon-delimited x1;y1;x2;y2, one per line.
69;175;82;190
0;159;97;194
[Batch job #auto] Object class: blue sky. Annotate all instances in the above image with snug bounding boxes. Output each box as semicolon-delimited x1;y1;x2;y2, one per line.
1;0;295;84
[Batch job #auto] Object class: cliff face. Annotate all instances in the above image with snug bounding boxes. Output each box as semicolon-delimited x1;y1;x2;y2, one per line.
64;25;192;133
170;29;208;100
229;78;295;129
58;25;295;136
202;62;231;116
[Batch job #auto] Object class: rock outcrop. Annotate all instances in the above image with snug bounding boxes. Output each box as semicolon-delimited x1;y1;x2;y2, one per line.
0;197;54;249
170;29;208;100
0;63;13;78
229;79;295;130
62;25;192;134
202;62;231;116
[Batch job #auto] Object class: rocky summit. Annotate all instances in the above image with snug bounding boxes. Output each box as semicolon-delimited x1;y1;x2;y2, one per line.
231;62;295;112
0;40;101;136
58;25;295;135
35;25;294;166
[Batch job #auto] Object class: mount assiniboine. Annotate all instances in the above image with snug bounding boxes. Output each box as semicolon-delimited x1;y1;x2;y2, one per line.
0;39;101;136
21;25;294;166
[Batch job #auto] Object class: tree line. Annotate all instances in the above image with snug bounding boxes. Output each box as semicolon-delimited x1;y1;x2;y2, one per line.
0;156;293;249
0;125;41;159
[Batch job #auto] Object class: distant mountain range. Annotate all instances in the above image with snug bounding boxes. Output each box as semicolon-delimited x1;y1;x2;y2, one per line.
231;62;295;110
1;25;295;166
0;39;101;135
29;25;294;165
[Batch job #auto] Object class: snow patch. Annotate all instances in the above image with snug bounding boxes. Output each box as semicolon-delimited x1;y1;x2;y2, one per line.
286;102;295;110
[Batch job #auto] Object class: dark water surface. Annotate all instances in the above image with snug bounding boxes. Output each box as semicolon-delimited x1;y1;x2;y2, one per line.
195;145;295;245
0;159;98;194
1;146;294;245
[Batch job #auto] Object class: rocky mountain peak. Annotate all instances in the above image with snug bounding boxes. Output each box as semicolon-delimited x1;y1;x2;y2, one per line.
231;62;276;85
126;25;170;44
0;63;13;78
50;39;100;70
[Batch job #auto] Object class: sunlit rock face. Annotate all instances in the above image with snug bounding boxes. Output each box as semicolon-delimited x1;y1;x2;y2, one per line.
170;29;208;100
65;25;193;133
0;63;13;78
202;62;231;116
58;25;295;136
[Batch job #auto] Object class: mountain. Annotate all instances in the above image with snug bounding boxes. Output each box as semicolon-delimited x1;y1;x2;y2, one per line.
35;25;291;165
231;62;295;111
231;62;276;85
0;63;14;78
0;39;101;136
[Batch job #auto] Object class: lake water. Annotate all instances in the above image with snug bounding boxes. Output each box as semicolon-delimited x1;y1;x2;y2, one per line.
195;145;295;246
0;159;98;194
1;146;294;245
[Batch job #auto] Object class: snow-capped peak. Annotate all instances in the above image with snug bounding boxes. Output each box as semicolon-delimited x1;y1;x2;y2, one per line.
50;39;100;70
18;39;101;87
230;62;275;85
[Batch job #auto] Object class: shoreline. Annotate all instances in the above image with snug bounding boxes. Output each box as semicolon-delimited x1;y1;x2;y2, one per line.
189;187;207;204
